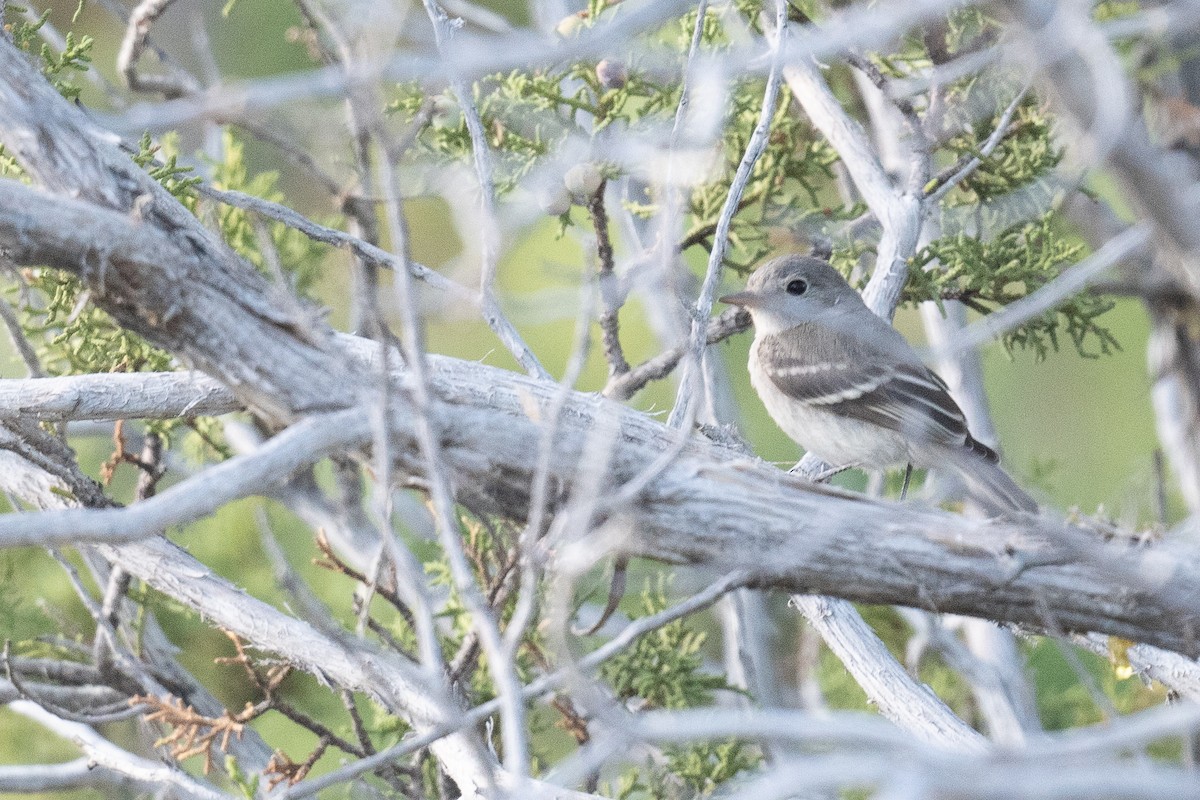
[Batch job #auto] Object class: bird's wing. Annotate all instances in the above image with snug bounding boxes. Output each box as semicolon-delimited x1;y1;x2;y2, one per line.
756;324;997;461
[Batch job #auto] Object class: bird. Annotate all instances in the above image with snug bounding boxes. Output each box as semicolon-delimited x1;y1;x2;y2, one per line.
720;254;1037;515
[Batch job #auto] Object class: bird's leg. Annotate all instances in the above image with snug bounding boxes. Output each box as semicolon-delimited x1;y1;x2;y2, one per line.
899;463;913;501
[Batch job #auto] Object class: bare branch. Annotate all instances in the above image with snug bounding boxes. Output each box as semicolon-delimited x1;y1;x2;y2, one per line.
9;701;231;800
671;0;788;424
116;0;198;98
0;409;365;547
0;371;237;422
3;348;1200;656
792;595;987;751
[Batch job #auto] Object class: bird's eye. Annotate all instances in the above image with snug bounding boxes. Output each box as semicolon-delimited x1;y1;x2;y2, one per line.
785;279;808;296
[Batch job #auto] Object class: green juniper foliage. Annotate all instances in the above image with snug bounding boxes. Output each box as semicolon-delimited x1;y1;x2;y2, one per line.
599;576;760;798
3;3;93;101
389;3;1116;359
601;576;730;709
914;213;1118;358
3;128;320;458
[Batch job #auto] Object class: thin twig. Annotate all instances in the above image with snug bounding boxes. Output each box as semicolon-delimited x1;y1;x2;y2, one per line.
233;119;344;198
604;308;750;400
926;83;1033;203
588;180;630;377
421;0;549;382
281;569;750;799
668;0;788;427
115;0;199;98
195;185;472;298
0;293;44;378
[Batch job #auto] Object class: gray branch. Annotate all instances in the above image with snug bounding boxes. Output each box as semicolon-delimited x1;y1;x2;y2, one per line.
1;341;1199;656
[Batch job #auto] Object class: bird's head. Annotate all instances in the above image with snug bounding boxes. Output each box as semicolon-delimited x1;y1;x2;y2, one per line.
719;255;864;334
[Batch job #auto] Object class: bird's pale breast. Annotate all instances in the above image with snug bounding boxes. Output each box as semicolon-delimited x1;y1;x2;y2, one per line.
748;335;914;467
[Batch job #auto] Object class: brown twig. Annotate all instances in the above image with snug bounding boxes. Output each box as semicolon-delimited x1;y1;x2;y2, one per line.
588;179;630;377
363;612;413;655
234;119;345;198
215;633;367;758
99;422;167;490
523;639;592;745
550;694;591;744
266;737;330;788
341;689;375;755
135;693;249;774
603;307;752;400
447;538;521;685
313;530;417;630
98;419;128;486
845;51;932;191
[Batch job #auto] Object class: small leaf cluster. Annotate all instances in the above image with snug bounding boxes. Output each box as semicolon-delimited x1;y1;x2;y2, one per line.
608;737;760;800
131;132;203;201
600;576;728;709
599;575;760;798
913;211;1118;359
863;8;1117;359
3;4;93;101
206;131;325;295
0;145;21;179
661;739;759;798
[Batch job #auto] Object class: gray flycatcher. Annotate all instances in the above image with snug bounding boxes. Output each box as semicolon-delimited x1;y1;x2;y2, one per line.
720;254;1036;515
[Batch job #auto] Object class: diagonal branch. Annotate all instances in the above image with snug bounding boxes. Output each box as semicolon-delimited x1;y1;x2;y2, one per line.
2;342;1200;657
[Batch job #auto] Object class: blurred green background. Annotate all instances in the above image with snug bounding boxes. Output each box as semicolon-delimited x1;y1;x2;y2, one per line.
0;0;1180;796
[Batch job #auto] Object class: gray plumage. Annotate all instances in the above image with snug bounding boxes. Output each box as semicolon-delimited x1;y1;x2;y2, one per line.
721;254;1036;515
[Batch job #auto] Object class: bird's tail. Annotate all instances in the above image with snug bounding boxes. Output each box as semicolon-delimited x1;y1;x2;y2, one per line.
950;453;1038;516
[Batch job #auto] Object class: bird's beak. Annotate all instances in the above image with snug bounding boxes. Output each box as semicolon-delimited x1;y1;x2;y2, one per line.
718;290;761;308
